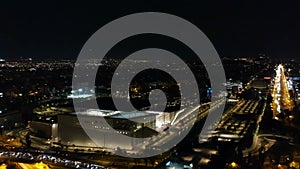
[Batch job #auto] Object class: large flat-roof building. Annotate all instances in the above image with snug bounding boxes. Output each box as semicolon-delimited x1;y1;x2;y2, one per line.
57;109;158;150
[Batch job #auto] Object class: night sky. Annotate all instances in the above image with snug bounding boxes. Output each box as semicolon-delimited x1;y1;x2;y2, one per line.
0;1;300;60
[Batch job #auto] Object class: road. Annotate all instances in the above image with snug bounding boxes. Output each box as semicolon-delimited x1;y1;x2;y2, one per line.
272;64;293;119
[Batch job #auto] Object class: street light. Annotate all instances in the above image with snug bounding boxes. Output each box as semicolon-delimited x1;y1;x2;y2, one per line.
225;162;240;169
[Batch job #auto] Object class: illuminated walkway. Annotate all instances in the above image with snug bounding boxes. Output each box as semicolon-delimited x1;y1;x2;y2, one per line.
272;64;293;119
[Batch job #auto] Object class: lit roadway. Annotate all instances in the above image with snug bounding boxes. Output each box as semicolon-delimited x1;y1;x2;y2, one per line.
272;64;293;119
244;64;294;157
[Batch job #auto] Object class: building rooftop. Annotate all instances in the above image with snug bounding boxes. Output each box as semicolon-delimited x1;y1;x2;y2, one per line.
70;109;158;119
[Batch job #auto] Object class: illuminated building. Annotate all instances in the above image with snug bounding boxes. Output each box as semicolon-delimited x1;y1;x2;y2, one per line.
29;120;58;139
57;109;158;150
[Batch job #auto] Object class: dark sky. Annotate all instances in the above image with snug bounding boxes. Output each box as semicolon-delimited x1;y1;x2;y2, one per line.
0;0;300;60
